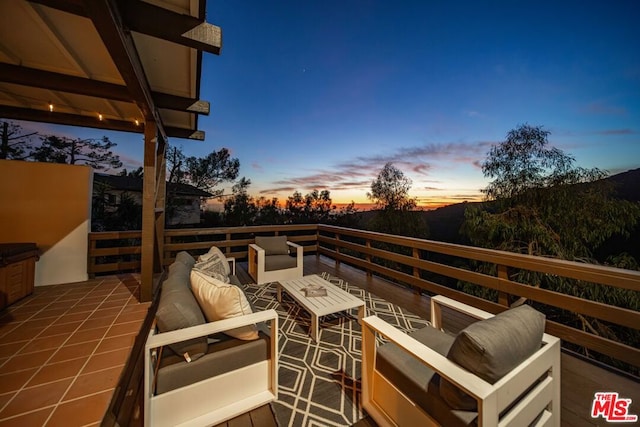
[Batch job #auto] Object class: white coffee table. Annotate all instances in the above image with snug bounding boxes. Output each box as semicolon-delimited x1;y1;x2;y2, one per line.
277;274;365;342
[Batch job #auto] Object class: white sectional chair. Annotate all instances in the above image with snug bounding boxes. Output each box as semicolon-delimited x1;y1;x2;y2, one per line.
144;251;279;427
362;295;561;427
248;235;303;284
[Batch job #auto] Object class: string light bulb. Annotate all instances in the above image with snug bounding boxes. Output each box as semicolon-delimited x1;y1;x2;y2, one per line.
48;102;53;112
135;119;139;126
98;113;103;121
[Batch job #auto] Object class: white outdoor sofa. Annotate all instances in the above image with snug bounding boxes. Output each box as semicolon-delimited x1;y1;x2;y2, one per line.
144;251;279;427
362;295;561;427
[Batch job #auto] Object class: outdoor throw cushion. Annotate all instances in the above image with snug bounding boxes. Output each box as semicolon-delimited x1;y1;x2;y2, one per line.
156;281;208;362
190;270;259;340
192;267;230;284
196;245;230;277
255;235;289;256
440;304;546;410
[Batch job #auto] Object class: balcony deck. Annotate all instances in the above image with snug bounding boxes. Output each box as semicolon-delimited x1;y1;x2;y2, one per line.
1;256;638;426
0;274;149;426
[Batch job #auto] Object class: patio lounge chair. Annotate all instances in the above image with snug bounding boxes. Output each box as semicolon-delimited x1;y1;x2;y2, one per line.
248;235;303;284
362;295;561;426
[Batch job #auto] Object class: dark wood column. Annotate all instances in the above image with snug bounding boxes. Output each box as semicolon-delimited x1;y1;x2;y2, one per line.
155;136;167;278
141;122;157;302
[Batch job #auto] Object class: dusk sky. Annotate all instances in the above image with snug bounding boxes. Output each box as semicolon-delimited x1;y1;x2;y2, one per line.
20;0;640;209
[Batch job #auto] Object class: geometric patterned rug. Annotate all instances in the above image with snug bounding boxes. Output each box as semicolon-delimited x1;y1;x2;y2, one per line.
243;272;430;427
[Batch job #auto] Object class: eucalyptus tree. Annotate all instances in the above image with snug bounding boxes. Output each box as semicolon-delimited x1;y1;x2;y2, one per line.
462;124;640;365
367;162;427;238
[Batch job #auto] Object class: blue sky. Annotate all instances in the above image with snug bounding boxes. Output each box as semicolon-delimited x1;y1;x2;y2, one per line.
22;0;640;209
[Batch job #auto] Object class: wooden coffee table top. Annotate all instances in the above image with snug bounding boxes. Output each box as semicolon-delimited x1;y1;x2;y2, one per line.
277;275;365;341
277;274;364;317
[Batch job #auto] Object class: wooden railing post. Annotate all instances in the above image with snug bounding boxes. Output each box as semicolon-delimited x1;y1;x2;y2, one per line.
497;264;510;307
335;233;341;268
88;235;97;278
366;239;372;278
412;247;421;295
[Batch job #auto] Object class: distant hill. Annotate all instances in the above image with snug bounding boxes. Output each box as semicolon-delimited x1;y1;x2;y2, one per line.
604;168;640;202
358;168;640;247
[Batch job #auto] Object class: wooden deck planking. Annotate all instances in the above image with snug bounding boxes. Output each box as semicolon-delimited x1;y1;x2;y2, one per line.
235;255;639;427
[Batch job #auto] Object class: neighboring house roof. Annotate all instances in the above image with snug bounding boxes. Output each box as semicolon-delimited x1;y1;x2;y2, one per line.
94;173;212;198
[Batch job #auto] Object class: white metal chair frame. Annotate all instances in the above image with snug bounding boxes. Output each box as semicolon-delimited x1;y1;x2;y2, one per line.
248;240;303;284
144;309;279;427
362;295;561;427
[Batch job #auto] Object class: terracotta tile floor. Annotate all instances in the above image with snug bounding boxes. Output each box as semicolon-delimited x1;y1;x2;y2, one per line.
0;274;150;427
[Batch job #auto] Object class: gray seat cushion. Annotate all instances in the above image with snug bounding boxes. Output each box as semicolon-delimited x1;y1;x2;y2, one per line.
255;235;289;255
376;326;478;426
156;331;271;394
264;254;297;271
441;304;546;410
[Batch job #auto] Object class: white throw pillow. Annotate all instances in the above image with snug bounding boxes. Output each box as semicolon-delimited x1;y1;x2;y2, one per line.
196;245;231;277
190;270;258;340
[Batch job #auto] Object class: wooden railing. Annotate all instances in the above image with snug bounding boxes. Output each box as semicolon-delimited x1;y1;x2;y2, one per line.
88;224;319;276
88;224;640;369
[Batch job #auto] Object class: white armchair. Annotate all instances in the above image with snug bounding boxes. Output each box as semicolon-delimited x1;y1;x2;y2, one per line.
248;235;303;284
145;310;279;427
362;295;561;427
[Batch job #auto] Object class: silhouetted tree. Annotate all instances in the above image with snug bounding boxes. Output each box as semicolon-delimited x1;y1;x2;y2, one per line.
366;163;427;238
255;197;283;225
184;148;240;196
285;189;333;223
223;177;258;226
367;162;417;211
119;167;143;178
32;135;122;170
464;124;640;265
167;145;186;184
0;120;37;160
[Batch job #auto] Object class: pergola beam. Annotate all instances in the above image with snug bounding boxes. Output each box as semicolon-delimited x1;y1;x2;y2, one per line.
29;0;222;54
0;105;205;140
0;63;210;115
83;0;166;140
118;0;222;55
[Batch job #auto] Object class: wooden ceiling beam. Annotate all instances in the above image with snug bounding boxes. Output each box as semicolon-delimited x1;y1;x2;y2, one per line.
0;63;210;115
0;105;205;140
27;0;85;17
28;0;221;54
118;0;222;55
82;0;166;140
0;105;141;134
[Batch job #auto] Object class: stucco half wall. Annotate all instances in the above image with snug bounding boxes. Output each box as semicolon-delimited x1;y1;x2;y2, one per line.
0;160;92;286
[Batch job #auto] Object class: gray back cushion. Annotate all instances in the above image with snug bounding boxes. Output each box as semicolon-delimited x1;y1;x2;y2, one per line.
156;263;207;361
175;251;196;268
441;304;545;410
255;235;289;255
